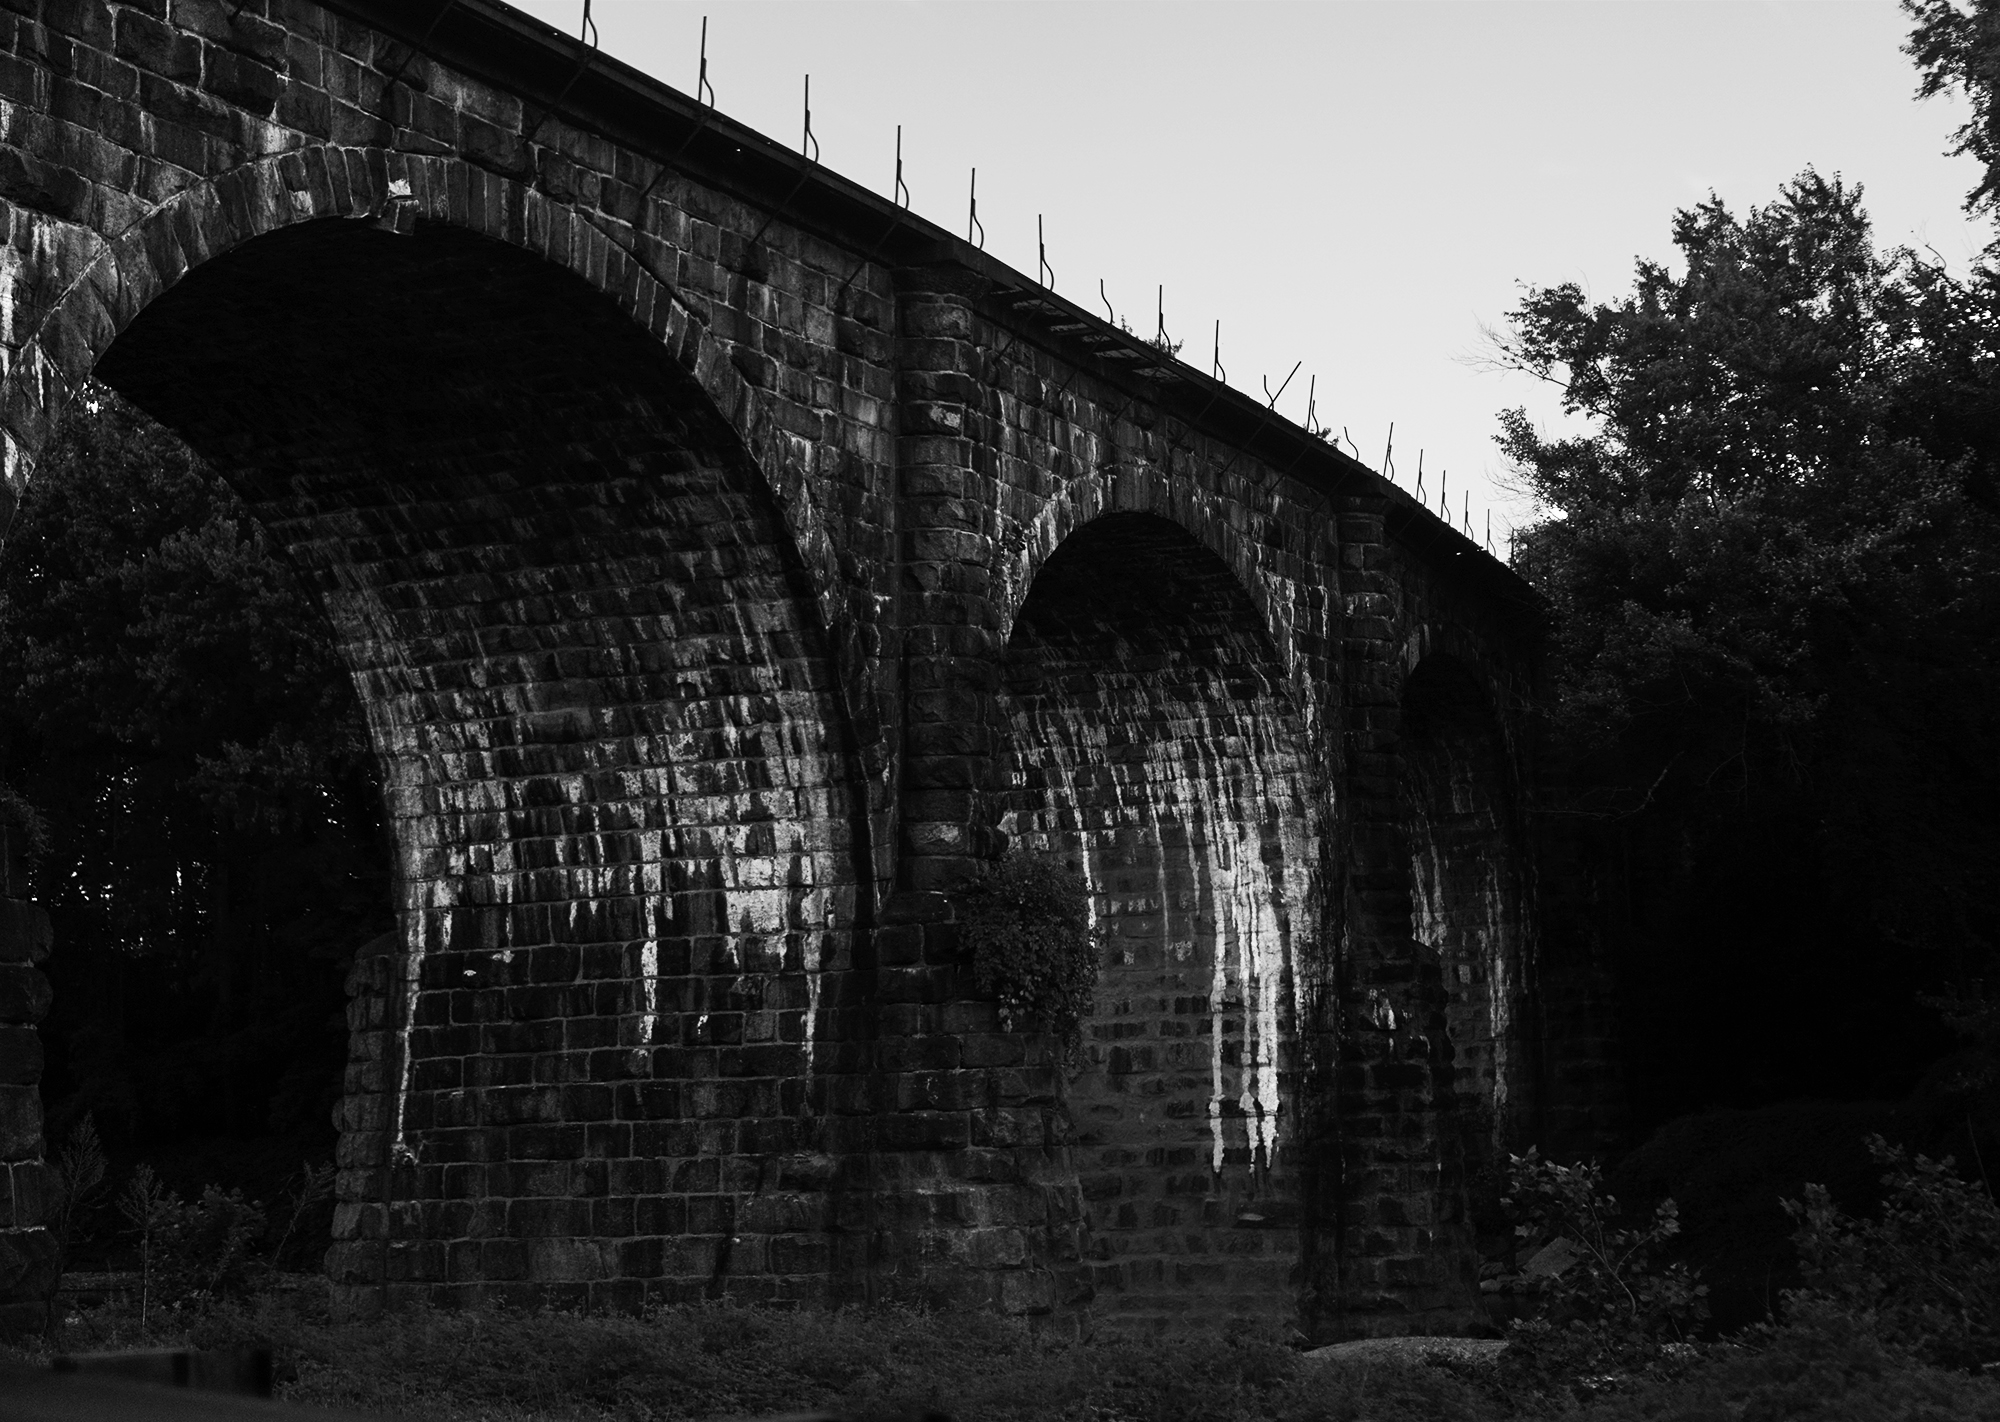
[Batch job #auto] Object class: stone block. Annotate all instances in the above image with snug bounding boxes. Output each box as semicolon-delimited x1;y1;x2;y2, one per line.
0;1160;58;1228
0;1087;39;1162
998;1268;1056;1316
0;901;51;964
0;1027;40;1086
0;966;48;1025
0;1225;58;1302
525;1237;607;1283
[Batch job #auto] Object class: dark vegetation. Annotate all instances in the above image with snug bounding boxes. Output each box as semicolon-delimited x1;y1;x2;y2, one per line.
1498;167;2000;1121
0;382;390;1265
952;851;1101;1048
1481;0;2000;1343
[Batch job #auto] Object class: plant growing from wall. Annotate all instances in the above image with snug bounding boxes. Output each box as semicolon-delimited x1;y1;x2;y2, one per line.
954;851;1101;1047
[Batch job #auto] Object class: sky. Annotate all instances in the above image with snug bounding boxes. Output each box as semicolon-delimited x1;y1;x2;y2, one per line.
508;0;1988;546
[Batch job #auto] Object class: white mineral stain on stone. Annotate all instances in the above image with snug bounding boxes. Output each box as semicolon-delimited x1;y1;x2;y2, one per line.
1010;666;1314;1177
639;895;660;1044
648;612;846;1078
392;847;464;1166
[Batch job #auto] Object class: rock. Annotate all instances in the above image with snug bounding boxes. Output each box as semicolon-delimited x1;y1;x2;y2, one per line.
1524;1235;1580;1278
1303;1335;1510;1369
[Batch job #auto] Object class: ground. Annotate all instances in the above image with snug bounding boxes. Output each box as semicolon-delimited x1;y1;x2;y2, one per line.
5;1276;1999;1422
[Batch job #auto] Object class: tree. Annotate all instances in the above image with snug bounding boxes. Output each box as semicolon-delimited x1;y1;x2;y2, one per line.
0;382;391;1187
1495;169;2000;1117
1907;0;2000;222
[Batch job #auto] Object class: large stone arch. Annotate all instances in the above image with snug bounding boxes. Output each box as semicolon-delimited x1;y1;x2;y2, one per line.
1;152;877;1312
0;145;847;645
995;510;1321;1333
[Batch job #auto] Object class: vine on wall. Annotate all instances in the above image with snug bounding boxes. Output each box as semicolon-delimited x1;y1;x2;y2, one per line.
954;851;1101;1046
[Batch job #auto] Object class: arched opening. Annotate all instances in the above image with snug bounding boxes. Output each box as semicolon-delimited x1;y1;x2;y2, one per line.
4;381;390;1279
999;513;1317;1332
41;215;868;1308
1395;658;1531;1197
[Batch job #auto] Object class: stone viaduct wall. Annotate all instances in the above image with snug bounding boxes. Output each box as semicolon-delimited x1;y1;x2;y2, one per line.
0;0;1616;1338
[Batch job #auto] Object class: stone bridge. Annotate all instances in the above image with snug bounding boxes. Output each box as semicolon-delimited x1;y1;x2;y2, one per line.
0;0;1614;1338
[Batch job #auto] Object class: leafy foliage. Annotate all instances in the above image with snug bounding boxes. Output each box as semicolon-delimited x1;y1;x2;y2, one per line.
1920;978;2000;1100
1503;1149;1708;1338
115;1164;269;1323
1499;170;1999;769
1496;164;2000;1116
1493;1150;1708;1400
1564;1296;2000;1422
954;851;1100;1044
155;1185;268;1302
0;383;390;1181
1784;1134;2000;1370
1907;0;2000;221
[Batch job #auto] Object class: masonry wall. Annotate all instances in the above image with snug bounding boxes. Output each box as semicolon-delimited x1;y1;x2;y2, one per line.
0;0;1582;1337
1000;513;1316;1332
96;217;876;1308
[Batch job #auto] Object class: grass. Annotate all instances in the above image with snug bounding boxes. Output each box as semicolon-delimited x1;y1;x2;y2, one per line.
5;1279;1998;1422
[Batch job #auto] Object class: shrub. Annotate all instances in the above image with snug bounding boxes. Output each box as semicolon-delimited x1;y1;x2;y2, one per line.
118;1165;266;1321
1492;1148;1708;1399
1784;1133;2000;1370
953;851;1100;1045
1571;1297;2000;1422
1503;1148;1709;1339
159;1185;268;1299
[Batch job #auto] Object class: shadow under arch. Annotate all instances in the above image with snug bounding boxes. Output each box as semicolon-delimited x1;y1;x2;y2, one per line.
69;212;875;1311
996;511;1321;1333
1395;653;1536;1194
993;463;1313;707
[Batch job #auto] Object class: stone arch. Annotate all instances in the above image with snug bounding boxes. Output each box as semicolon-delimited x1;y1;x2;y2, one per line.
994;461;1309;698
4;157;874;1310
0;145;844;645
997;511;1320;1333
1394;653;1533;1159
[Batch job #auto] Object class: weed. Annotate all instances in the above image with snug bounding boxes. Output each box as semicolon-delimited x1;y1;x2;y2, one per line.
954;851;1100;1050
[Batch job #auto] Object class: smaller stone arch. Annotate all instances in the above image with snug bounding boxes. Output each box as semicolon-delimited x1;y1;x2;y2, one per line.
996;511;1322;1333
1394;654;1534;1160
993;460;1315;702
